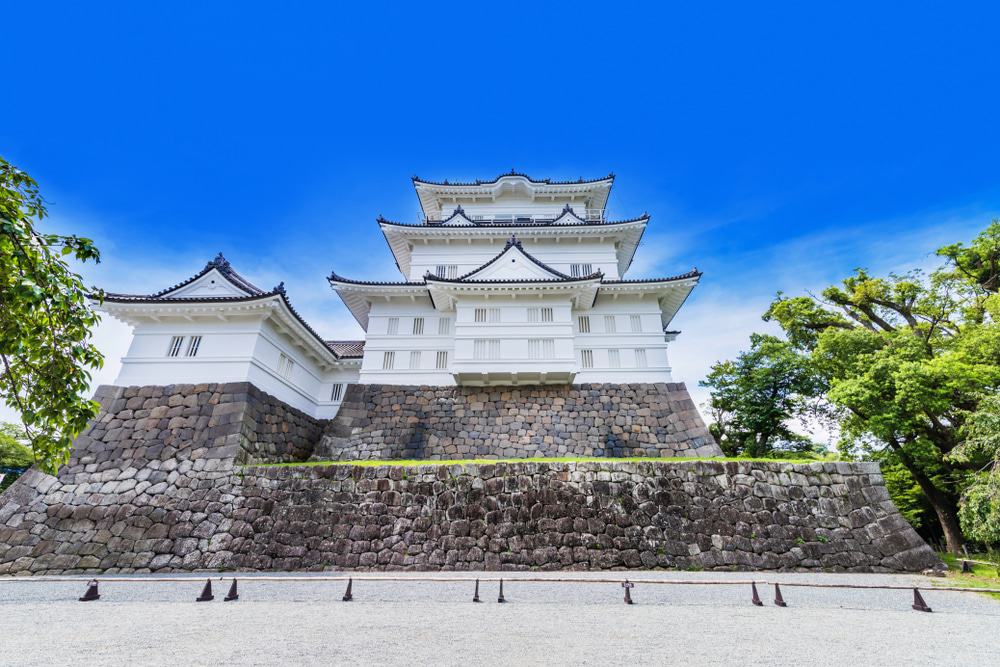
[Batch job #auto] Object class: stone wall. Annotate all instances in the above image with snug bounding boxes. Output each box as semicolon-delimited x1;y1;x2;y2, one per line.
0;383;939;575
314;383;721;461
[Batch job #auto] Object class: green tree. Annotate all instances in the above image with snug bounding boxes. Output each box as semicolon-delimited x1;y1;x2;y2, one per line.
701;333;825;457
0;156;104;474
0;422;33;468
952;395;1000;545
764;225;1000;553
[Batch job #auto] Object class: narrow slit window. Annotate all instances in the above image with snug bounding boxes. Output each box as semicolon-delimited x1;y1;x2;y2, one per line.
386;317;399;335
488;307;500;323
412;317;424;335
330;383;344;401
438;317;452;335
435;264;457;279
436;350;448;369
630;315;642;333
185;335;202;357
277;353;294;379
581;349;594;368
609;348;621;368
474;339;500;360
578;315;591;333
167;336;184;357
474;308;486;323
382;351;395;370
527;338;553;359
409;350;421;369
571;263;593;277
527;307;539;323
604;315;617;334
634;348;648;368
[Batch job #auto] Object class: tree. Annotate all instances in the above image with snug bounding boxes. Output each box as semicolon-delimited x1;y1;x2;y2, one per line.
0;156;104;474
952;395;1000;545
0;422;33;468
763;225;1000;553
701;333;825;457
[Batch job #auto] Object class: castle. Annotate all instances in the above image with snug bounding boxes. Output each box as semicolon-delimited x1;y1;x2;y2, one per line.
98;172;700;419
0;172;939;574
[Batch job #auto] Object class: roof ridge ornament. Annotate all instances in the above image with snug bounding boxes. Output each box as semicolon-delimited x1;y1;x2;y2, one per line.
273;281;286;295
207;252;230;271
505;235;521;249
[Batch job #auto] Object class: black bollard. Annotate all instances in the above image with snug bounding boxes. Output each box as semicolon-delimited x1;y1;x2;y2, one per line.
773;583;787;607
961;560;973;573
750;582;763;607
497;579;506;603
196;578;214;602
622;580;635;605
224;578;239;602
78;579;100;602
911;588;932;613
473;579;481;603
342;578;353;602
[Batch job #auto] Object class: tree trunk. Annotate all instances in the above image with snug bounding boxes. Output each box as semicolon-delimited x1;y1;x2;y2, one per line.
889;439;965;553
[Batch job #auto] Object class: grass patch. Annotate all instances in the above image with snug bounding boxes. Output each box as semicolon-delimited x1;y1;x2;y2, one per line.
254;455;825;468
935;552;1000;601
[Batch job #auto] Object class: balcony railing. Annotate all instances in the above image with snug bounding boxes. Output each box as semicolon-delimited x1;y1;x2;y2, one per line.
426;208;605;224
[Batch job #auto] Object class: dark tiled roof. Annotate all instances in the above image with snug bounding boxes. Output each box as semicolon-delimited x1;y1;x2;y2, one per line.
412;170;614;187
328;272;426;287
378;213;650;229
600;269;703;284
325;340;365;358
143;252;267;298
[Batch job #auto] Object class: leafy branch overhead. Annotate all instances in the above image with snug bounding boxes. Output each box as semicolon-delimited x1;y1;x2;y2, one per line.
0;156;105;474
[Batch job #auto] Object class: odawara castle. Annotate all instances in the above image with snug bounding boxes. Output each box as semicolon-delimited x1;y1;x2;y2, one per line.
0;172;938;574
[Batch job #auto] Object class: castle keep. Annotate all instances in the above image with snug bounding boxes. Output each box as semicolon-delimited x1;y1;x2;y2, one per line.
0;172;939;574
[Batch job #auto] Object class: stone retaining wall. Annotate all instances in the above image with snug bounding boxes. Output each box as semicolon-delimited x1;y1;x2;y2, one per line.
314;383;721;461
0;383;939;575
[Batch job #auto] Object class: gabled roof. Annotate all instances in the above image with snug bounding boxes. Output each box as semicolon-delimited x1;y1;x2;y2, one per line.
425;236;602;283
99;254;359;364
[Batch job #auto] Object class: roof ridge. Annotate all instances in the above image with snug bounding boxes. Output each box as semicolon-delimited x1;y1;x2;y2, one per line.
412;171;615;187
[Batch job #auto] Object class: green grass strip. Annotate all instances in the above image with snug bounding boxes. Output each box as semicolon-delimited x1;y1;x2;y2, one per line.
253;455;830;468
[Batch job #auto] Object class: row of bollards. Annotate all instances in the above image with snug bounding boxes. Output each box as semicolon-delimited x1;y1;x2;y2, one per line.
73;578;934;612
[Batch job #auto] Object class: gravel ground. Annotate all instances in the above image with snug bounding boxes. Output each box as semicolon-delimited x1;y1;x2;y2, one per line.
1;571;996;666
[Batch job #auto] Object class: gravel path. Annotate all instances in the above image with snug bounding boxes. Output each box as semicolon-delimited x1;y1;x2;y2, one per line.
1;571;996;666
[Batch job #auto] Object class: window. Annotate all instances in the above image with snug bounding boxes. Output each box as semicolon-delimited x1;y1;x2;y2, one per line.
412;317;424;335
630;315;642;333
577;315;591;333
581;349;594;368
436;350;448;369
277;353;295;379
609;349;621;368
386;317;399;335
604;315;617;334
634;349;648;368
185;336;202;357
474;338;500;360
570;263;593;278
409;350;421;369
528;338;555;359
330;383;344;401
435;264;457;279
167;336;184;357
527;307;552;323
438;317;452;335
382;351;395;370
474;307;500;323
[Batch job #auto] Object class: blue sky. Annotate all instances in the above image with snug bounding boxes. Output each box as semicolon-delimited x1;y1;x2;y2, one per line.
3;2;999;427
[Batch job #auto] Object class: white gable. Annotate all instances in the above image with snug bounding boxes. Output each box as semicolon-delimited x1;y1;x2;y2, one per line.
463;244;565;281
162;268;253;298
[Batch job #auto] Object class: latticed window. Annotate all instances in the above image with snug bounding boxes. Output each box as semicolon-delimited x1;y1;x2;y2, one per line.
386;317;399;335
604;315;617;334
527;307;553;323
474;339;500;360
438;317;452;335
580;349;594;368
412;317;424;335
185;336;202;357
528;338;555;359
634;349;647;368
577;315;591;333
570;263;593;277
630;315;642;333
330;383;344;401
436;350;448;369
166;336;184;357
435;264;457;279
277;353;295;379
409;351;421;369
382;351;395;370
608;349;620;368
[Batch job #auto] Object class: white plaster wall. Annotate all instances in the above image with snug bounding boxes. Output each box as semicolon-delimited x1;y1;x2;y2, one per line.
408;238;620;281
112;315;359;419
572;293;673;383
359;297;456;385
437;191;596;221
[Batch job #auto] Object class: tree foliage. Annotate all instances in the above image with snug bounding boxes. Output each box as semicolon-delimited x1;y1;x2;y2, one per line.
704;221;1000;552
0;156;104;474
701;334;825;457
